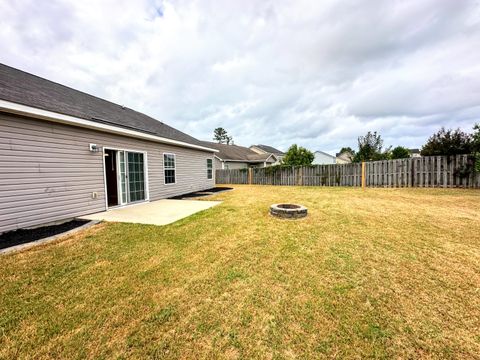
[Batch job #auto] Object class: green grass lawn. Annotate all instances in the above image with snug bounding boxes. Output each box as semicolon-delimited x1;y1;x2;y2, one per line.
1;186;480;359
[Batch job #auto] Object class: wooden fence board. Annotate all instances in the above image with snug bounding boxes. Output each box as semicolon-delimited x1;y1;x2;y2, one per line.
215;155;480;188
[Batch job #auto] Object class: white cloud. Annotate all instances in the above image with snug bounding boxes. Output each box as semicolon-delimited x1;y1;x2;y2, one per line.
1;0;480;154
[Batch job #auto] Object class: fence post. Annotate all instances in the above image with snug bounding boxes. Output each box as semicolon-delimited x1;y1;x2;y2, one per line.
298;166;304;186
248;168;252;185
361;162;366;189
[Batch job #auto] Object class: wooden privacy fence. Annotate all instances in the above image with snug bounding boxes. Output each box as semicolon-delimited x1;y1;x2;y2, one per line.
215;155;480;188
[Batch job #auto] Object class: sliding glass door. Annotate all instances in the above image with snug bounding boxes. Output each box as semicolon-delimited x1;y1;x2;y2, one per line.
115;150;146;206
127;152;145;202
118;151;127;204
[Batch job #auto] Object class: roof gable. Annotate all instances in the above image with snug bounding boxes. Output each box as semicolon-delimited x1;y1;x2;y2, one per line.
314;150;336;160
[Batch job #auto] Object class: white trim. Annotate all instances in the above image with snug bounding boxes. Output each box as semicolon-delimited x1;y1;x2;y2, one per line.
163;152;176;185
116;150;123;205
266;153;277;162
219;159;251;163
102;145;147;153
144;152;150;201
117;150;127;205
103;146;149;208
102;147;108;210
219;158;275;163
0;99;218;153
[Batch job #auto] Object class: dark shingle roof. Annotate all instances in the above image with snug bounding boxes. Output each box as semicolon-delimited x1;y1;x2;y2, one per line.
251;144;284;155
0;63;207;147
201;141;275;162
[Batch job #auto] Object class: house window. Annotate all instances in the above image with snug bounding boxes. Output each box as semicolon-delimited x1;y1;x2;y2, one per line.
164;153;176;184
207;158;213;179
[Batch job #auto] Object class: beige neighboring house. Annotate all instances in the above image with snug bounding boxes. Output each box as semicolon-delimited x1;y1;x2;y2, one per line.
202;141;278;169
336;151;354;164
249;144;285;164
409;148;421;158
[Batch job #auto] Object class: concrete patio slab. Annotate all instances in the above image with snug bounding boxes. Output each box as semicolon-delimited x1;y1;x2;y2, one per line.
79;199;221;226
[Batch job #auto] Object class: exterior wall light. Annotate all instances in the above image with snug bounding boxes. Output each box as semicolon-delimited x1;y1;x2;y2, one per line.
89;143;101;152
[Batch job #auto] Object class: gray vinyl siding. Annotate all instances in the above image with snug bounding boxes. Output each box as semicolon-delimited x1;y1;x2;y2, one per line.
0;113;215;233
214;158;223;170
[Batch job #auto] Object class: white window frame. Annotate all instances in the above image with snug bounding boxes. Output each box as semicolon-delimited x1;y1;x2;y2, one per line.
163;152;176;185
207;158;213;179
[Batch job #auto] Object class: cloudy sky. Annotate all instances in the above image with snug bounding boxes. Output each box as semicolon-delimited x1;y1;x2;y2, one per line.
1;0;480;153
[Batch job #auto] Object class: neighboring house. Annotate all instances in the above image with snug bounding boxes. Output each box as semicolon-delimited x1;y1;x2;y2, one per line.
250;144;285;164
202;141;278;169
0;64;218;234
336;151;353;164
312;151;336;165
409;148;421;158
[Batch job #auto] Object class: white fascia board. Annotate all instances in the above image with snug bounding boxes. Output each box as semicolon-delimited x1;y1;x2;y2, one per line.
223;159;269;163
265;153;277;162
0;99;218;153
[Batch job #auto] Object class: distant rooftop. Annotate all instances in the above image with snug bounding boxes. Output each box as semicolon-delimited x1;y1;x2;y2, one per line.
251;144;285;155
200;141;275;162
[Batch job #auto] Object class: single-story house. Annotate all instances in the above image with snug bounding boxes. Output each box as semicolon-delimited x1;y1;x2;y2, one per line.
409;148;421;158
249;144;285;164
336;151;353;164
312;150;336;165
201;141;278;169
0;64;218;234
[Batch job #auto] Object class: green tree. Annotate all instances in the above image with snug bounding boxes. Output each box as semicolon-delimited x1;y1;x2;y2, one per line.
339;147;355;155
420;127;472;156
390;146;411;159
213;128;233;144
471;123;480;172
338;147;355;162
472;123;480;153
282;144;314;166
352;131;390;162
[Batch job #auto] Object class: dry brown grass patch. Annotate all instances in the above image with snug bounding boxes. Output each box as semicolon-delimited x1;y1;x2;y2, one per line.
1;186;480;359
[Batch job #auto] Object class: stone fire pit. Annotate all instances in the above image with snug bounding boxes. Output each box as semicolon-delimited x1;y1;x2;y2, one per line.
270;203;308;219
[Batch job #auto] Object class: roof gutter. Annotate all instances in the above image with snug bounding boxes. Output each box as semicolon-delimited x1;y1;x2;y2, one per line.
0;99;218;153
218;158;275;163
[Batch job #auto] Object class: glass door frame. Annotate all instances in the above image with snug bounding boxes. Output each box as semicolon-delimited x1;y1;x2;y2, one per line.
103;147;149;209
